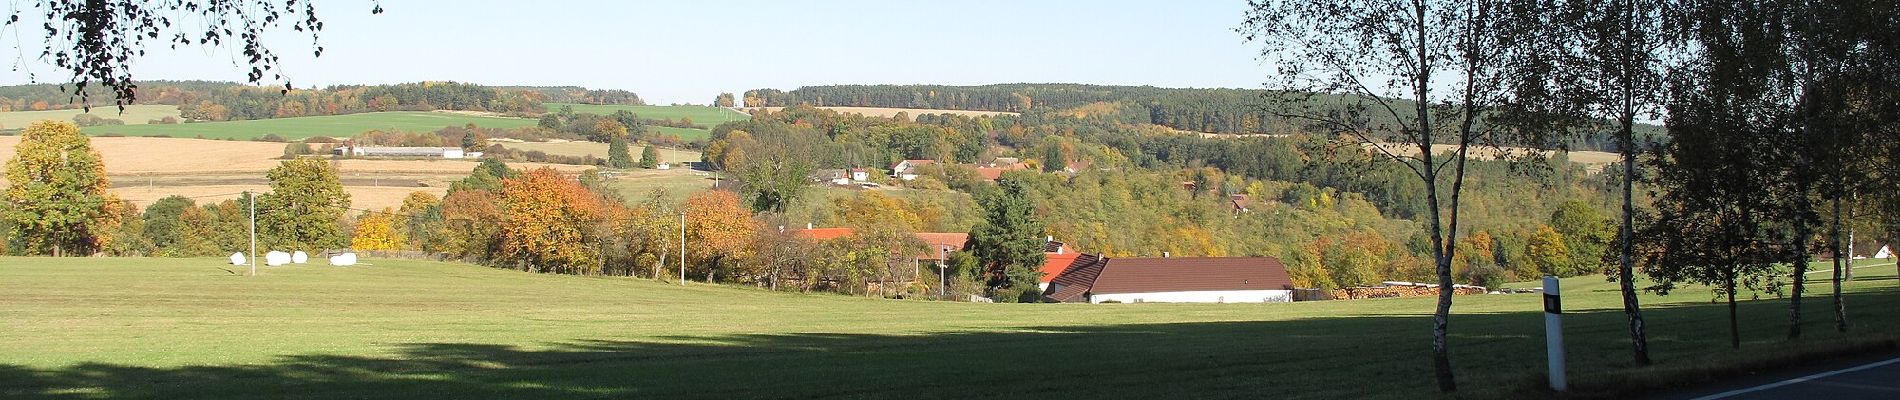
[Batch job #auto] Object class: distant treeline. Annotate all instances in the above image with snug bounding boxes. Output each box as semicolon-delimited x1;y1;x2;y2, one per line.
743;84;1661;152
744;84;1311;134
0;81;644;121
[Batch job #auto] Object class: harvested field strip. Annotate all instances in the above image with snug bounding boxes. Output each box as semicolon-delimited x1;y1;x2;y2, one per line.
753;106;1017;120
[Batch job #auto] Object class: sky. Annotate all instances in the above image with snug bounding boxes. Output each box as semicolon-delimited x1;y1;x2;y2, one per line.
2;1;1273;105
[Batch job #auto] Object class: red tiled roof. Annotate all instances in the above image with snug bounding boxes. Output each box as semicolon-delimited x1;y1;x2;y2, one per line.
793;228;966;260
1044;256;1294;302
1089;257;1294;295
1045;254;1107;302
914;232;969;260
794;227;854;240
1040;251;1081;283
974;163;1029;181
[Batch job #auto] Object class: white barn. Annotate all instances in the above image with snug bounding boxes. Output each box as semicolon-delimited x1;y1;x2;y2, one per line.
1044;256;1295;303
337;146;468;159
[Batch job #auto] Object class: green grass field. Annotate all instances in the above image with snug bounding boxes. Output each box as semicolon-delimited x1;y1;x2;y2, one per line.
1;257;1896;399
545;103;749;128
0;105;181;129
77;112;540;140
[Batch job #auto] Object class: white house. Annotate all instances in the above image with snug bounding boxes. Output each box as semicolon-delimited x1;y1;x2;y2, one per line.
850;168;870;182
891;159;935;181
1044;256;1295;303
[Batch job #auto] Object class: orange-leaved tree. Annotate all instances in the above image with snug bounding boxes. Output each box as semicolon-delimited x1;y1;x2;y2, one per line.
683;190;755;282
498;167;609;274
438;189;503;261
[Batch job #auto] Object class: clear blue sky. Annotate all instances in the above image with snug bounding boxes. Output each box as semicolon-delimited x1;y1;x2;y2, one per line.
3;1;1271;105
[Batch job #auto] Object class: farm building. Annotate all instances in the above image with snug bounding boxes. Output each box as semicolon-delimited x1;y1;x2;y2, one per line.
891;159;935;181
1044;256;1295;304
1038;239;1080;291
336;146;470;159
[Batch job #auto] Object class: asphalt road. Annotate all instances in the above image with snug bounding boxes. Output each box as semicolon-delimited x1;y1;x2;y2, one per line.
1671;356;1900;400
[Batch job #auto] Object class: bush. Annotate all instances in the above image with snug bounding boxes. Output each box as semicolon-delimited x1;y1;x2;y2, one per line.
258;134;289;143
282;142;313;159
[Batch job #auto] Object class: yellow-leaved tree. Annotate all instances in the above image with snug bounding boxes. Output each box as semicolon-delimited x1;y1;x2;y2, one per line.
350;210;404;251
2;120;123;256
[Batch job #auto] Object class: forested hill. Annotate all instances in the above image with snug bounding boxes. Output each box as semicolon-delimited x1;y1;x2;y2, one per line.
0;81;643;121
744;84;1287;134
743;83;1663;152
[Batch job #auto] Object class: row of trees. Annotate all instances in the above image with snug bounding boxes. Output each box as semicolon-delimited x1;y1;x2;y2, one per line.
741;84;1658;151
3;120;355;256
0;81;647;121
1240;0;1898;391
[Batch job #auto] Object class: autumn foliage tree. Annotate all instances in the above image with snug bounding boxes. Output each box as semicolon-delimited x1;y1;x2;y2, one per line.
498;168;612;274
3;120;122;256
683;190;756;282
350;210;405;251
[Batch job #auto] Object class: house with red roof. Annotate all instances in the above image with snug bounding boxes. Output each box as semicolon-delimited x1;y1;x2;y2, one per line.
1044;256;1295;303
1038;239;1080;291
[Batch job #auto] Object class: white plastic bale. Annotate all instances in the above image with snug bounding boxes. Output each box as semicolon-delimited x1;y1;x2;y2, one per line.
229;252;246;265
329;253;358;266
291;251;309;264
265;251;291;266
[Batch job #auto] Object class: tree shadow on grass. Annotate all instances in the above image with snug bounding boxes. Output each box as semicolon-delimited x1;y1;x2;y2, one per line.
3;291;1898;400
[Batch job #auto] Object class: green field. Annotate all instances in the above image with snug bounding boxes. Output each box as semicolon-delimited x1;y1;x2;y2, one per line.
0;105;182;130
545;103;750;128
77;112;540;140
1;257;1896;399
498;141;700;162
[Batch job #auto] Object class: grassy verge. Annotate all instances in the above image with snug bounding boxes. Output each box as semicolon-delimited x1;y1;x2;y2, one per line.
0;257;1894;399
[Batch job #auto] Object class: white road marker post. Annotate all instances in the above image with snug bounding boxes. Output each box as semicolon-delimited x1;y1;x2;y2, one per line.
1544;275;1567;392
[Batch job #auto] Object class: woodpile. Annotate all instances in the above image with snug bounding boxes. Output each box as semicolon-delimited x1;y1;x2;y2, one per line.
1328;283;1487;300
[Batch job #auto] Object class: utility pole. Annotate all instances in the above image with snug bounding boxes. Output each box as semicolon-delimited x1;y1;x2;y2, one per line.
679;211;687;286
247;190;258;277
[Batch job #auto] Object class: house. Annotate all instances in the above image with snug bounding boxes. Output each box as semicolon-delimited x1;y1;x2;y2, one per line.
1038;239;1080;291
810;169;850;185
1230;194;1252;215
792;226;969;262
850;168;871;182
974;162;1031;181
891;159;936;181
1044;256;1295;303
1062;160;1092;174
336;146;468;159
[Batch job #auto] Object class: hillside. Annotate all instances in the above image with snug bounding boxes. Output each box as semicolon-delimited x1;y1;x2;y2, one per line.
0;105;181;129
0;136;593;210
1;257;1895;399
76;111;540;140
